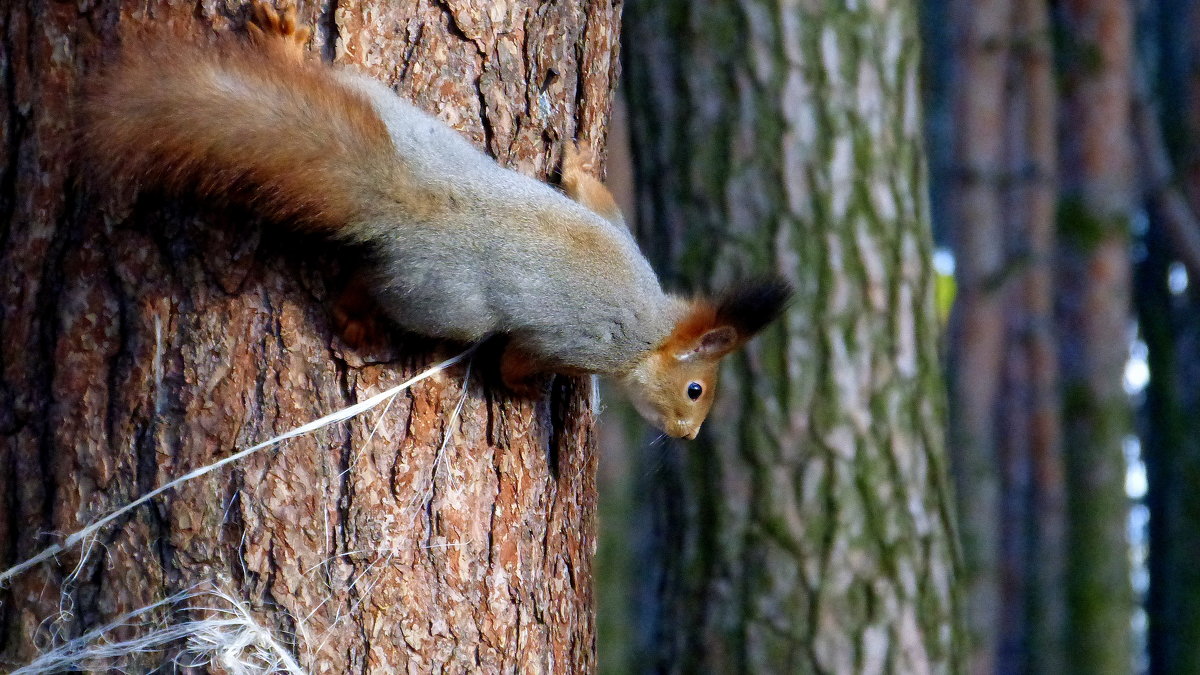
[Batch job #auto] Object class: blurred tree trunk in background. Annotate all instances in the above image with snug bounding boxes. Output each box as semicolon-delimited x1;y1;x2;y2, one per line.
945;0;1013;670
1055;1;1136;672
595;94;641;674
1008;3;1067;670
1136;222;1200;675
0;0;616;671
1140;1;1200;673
943;0;1138;670
944;0;1066;671
622;0;960;671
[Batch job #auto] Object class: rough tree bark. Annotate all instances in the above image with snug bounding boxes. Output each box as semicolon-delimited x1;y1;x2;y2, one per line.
623;0;960;672
0;0;619;671
1056;0;1135;672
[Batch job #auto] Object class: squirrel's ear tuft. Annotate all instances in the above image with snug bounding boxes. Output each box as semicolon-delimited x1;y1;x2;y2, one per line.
676;325;738;360
715;277;793;338
661;278;791;360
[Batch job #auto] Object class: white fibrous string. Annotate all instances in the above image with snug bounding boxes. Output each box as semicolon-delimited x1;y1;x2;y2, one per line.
3;346;477;673
12;585;306;675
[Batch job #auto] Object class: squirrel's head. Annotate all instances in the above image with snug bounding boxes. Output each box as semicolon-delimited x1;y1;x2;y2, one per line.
620;278;792;439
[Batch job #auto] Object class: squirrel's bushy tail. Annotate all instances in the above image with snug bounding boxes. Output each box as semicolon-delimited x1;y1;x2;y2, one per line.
84;31;395;235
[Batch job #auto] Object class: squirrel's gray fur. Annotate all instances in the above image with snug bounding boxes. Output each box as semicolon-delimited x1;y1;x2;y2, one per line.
338;73;686;374
83;3;791;438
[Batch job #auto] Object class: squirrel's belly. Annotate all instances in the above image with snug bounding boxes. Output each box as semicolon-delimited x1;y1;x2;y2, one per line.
372;275;499;342
383;298;497;342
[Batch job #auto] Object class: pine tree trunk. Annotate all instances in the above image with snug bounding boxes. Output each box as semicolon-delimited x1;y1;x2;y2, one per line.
0;1;619;671
945;0;1067;670
945;1;1014;669
1007;3;1067;671
622;0;960;671
1056;0;1135;672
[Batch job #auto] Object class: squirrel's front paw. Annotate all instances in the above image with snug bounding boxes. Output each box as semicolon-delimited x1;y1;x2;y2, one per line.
248;1;311;58
332;277;386;349
500;346;549;398
503;374;551;399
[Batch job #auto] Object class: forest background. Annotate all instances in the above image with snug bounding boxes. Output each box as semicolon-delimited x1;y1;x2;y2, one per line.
0;0;1195;673
599;1;1200;674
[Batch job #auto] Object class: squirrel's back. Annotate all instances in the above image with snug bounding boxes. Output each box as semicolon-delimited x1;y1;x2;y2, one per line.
333;76;673;369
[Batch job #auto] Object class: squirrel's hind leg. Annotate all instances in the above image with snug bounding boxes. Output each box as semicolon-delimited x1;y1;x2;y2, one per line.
560;141;624;226
247;1;312;59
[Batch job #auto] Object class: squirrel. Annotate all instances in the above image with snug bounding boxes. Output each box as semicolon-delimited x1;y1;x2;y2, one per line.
82;2;791;440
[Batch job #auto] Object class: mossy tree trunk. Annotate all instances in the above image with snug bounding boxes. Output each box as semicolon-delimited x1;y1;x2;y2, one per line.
622;0;960;671
0;0;618;671
1055;0;1136;672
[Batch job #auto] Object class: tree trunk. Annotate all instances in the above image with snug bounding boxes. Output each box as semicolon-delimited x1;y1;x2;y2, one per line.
1141;2;1200;672
1136;212;1200;675
945;1;1014;670
0;0;618;671
944;0;1067;670
1006;3;1066;671
622;0;960;672
1056;0;1135;672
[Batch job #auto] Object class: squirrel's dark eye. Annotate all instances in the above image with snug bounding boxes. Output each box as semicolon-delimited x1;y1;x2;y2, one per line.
687;382;703;400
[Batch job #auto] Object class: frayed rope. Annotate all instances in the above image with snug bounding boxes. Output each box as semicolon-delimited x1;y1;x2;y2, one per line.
11;584;307;674
0;346;476;587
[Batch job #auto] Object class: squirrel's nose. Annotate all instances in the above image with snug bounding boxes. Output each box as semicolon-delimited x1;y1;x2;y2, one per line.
665;420;697;439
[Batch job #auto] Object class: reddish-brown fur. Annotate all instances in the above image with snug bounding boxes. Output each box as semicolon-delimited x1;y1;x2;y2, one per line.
560;143;623;225
84;17;397;234
657;300;722;358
